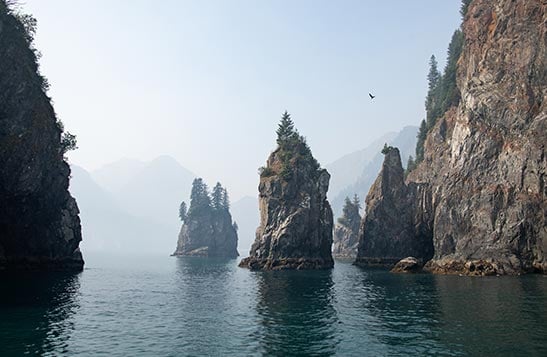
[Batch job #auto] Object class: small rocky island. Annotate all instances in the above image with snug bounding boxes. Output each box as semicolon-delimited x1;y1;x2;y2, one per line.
172;179;238;258
239;112;334;270
332;195;361;259
0;3;83;270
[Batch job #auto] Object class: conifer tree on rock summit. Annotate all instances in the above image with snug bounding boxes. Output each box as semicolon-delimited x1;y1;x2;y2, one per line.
239;112;334;270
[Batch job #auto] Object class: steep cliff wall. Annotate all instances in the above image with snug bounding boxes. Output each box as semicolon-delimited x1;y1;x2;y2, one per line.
0;3;83;270
357;0;546;275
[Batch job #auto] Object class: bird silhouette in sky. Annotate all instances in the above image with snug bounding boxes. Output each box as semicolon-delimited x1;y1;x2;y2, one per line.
369;93;375;100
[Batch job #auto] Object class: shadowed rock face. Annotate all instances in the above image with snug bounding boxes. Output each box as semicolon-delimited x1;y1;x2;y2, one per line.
172;210;239;258
332;225;359;259
355;148;434;267
357;0;546;275
0;3;83;271
239;142;334;270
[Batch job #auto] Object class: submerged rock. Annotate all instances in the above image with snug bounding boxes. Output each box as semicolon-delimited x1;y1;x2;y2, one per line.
0;3;83;271
173;179;238;258
391;257;423;274
239;112;334;270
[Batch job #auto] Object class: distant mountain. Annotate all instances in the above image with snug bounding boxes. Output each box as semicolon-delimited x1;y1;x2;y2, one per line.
231;195;259;256
70;165;174;254
326;131;397;197
92;158;146;193
329;126;418;217
92;155;196;231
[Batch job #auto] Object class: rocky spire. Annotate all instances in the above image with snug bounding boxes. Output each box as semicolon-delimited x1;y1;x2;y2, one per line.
239;113;334;270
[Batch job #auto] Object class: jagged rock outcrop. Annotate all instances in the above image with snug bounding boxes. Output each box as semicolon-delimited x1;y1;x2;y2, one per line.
357;0;546;275
239;113;334;270
391;257;423;274
0;3;83;270
355;148;433;267
172;179;238;258
332;196;361;259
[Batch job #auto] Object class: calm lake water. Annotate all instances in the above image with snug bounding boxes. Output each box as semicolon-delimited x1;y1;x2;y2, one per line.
1;253;546;356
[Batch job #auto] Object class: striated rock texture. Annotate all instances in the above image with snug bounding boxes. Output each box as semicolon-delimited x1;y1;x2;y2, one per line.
357;0;546;275
332;196;361;259
173;180;238;258
0;3;83;270
355;147;434;267
239;113;334;270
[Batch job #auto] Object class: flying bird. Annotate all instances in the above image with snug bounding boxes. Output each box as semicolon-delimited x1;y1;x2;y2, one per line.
369;93;375;100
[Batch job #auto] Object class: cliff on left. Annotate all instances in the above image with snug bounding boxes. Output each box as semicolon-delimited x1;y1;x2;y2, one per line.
0;2;83;271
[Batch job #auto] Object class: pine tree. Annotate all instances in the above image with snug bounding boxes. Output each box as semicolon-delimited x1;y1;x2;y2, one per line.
276;111;296;146
211;182;224;210
352;194;361;210
415;119;427;163
221;188;230;211
460;0;472;18
232;221;238;232
425;55;442;129
179;201;187;222
189;178;211;216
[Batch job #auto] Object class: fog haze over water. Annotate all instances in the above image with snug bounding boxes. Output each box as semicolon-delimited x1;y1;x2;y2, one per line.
22;0;461;200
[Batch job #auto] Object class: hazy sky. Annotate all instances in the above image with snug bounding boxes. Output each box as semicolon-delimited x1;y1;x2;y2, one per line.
23;0;461;200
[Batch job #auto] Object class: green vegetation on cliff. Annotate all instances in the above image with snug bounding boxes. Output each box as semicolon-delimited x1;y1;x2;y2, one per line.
412;2;467;167
260;111;320;181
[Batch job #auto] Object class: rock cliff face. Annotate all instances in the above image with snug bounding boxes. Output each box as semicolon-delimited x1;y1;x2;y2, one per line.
239;115;334;270
173;210;238;258
332;225;359;259
355;148;433;267
356;0;546;275
0;3;83;270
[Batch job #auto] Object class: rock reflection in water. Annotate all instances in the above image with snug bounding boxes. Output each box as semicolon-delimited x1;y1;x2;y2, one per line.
253;269;339;356
0;272;81;356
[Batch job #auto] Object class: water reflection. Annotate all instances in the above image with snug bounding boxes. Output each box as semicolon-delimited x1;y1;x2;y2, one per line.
434;275;547;356
172;257;251;355
353;269;448;355
253;270;339;356
0;272;81;356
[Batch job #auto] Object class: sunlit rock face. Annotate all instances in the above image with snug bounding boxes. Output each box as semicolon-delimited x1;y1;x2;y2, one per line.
0;3;83;271
239;138;334;270
357;0;546;275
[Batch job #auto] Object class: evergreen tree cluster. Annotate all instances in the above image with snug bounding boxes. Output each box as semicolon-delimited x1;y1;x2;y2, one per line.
259;111;320;181
411;2;466;170
180;178;231;222
337;195;361;232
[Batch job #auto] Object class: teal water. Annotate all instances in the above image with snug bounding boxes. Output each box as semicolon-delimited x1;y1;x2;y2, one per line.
1;254;546;356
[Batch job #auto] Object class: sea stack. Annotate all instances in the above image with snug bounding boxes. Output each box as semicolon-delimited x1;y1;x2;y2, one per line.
356;0;546;275
239;111;334;270
332;195;361;259
0;2;83;270
355;146;433;267
173;179;238;258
